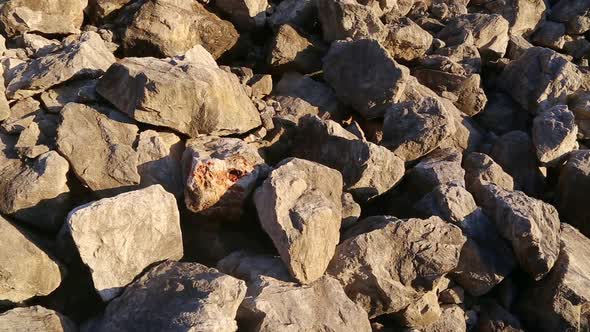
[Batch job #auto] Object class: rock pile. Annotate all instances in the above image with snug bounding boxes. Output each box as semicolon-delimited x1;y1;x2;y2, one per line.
0;0;590;331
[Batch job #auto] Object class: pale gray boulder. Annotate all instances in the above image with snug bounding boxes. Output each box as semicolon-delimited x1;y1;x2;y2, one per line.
268;0;317;30
1;97;42;134
39;79;99;113
471;0;546;36
0;306;76;332
341;192;361;229
267;24;325;74
215;0;268;30
0;0;86;37
464;152;515;197
532;105;578;165
556;150;590;237
422;305;467;332
382;17;433;62
405;148;465;199
414;182;477;224
317;0;385;42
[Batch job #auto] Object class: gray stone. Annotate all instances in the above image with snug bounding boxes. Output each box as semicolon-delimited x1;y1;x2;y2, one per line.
0;215;64;304
556;150;590;237
472;0;546;36
6;32;115;100
0;0;85;37
423;305;467;332
464;152;515;197
327;216;465;317
268;0;316;30
405;148;465;199
550;0;590;25
1;97;42;134
317;0;385;42
0;306;76;332
475;92;529;135
477;301;524;332
532;105;578;165
395;290;442;328
569;91;590;139
341;192;361;229
20;33;60;58
414;183;477;224
248;74;273;98
254;158;342;284
89;0;133;20
39;79;99;113
437;14;509;58
215;0;267;30
65;185;183;301
14;121;51;159
532;21;567;49
382;18;433;62
267;24;325;74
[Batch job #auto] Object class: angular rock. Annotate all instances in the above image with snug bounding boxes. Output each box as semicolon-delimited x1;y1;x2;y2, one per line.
56;103;140;195
464;152;515;196
405;148;465;199
183;136;269;221
295;115;405;201
518;224;590;332
396;290;442;328
1;97;42;134
569;91;590;139
20;33;60;58
423;305;467;332
499;47;582;112
0;306;76;332
532;21;567;49
268;0;316;30
64;185;183;301
6;32;116;100
323;39;410;119
382;18;433;62
215;0;267;30
341;192;361;229
89;0;134;20
414;183;477;224
97;52;261;137
123;0;239;58
556;150;590;237
475;92;529;135
439;286;464;304
475;184;561;280
327;216;465;317
0;215;63;304
473;0;546;36
0;0;85;37
14;121;51;159
40;79;99;113
550;0;590;26
267;24;325;74
254;158;342;284
382;97;456;161
477;301;524;332
89;261;246;332
317;0;385;42
532;105;578;165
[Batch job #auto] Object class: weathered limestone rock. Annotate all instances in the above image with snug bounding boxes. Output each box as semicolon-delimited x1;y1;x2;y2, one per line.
183;136;269;221
0;306;76;332
532;21;567;50
382;18;433;62
556;150;590;237
1;97;42;134
323;39;410;119
0;0;86;37
569;91;590;139
56;103;140;195
382;97;456;161
254;158;342;284
464;152;515;197
89;261;246;332
40;79;99;113
14;121;51;159
341;192;361;229
295;115;405;201
267;24;325;74
532;105;578;165
248;74;273;98
550;0;590;27
215;0;267;30
6;32;116;100
123;0;239;58
65;185;183;301
268;0;316;30
475;184;561;280
414;183;477;224
89;0;134;20
472;0;546;36
499;47;582;112
317;0;385;42
396;290;442;328
97;52;261;137
422;305;467;332
405;148;465;199
0;215;63;304
475;92;529;135
327;216;465;317
518;224;590;332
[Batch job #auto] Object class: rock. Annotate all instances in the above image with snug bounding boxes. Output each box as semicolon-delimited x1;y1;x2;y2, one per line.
414;183;477;223
254;158;342;284
0;306;76;332
473;0;546;36
215;0;267;30
20;33;60;58
96;52;261;137
268;0;316;30
341;192;361;229
1;97;42;134
437;14;510;58
452;209;517;296
89;261;246;332
396;290;442;328
183;136;269;221
327;216;465;317
122;0;239;58
0;0;85;37
0;68;9;121
532;21;567;50
405;148;465;199
267;24;325;74
382;97;456;161
6;32;116;100
0;214;64;304
294;115;405;201
518;224;590;332
532;105;578;165
475;184;561;280
317;0;385;42
507;34;534;60
422;305;467;332
136;130;184;197
382;18;433;62
556;150;590;237
477;301;524;332
323;39;410;119
475;92;529;135
490;131;545;197
464;152;515;196
549;0;590;26
89;0;134;20
499;47;582;113
439;286;464;304
64;185;183;301
248;74;273;98
40;79;99;113
56;103;140;195
14;121;51;159
569;91;590;139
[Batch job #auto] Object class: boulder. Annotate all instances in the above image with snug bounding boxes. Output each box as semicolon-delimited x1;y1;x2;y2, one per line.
405;148;465;199
254;158;342;284
464;152;515;196
472;0;546;36
122;0;239;58
294;115;405;201
341;192;361;229
0;306;76;332
1;97;42;134
183;136;269;221
96;51;261;137
549;0;590;26
89;0;134;20
56;103;140;195
382;18;433;62
422;305;467;332
395;290;442;328
0;0;85;37
64;185;183;301
6;32;115;100
327;216;465;317
475;92;529;135
89;261;246;332
532;21;567;50
0;214;63;304
215;0;267;30
267;24;325;74
556;150;590;237
518;224;590;332
40;79;99;113
532;105;578;165
323;39;410;119
268;0;317;30
414;183;477;224
569;91;590;139
499;47;582;113
317;0;385;42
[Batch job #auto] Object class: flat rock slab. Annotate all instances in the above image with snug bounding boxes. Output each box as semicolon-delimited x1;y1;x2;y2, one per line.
0;306;76;332
65;185;183;301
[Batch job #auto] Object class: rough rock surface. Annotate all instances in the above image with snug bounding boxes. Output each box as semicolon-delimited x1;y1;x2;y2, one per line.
405;148;465;198
0;306;76;332
414;182;477;223
532;105;578;165
317;0;385;42
0;0;85;37
557;150;590;237
327;216;465;317
136;130;184;196
473;0;547;35
254;158;342;284
89;260;246;332
267;24;325;74
382;18;433;62
65;185;183;301
464;152;515;196
216;0;268;30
